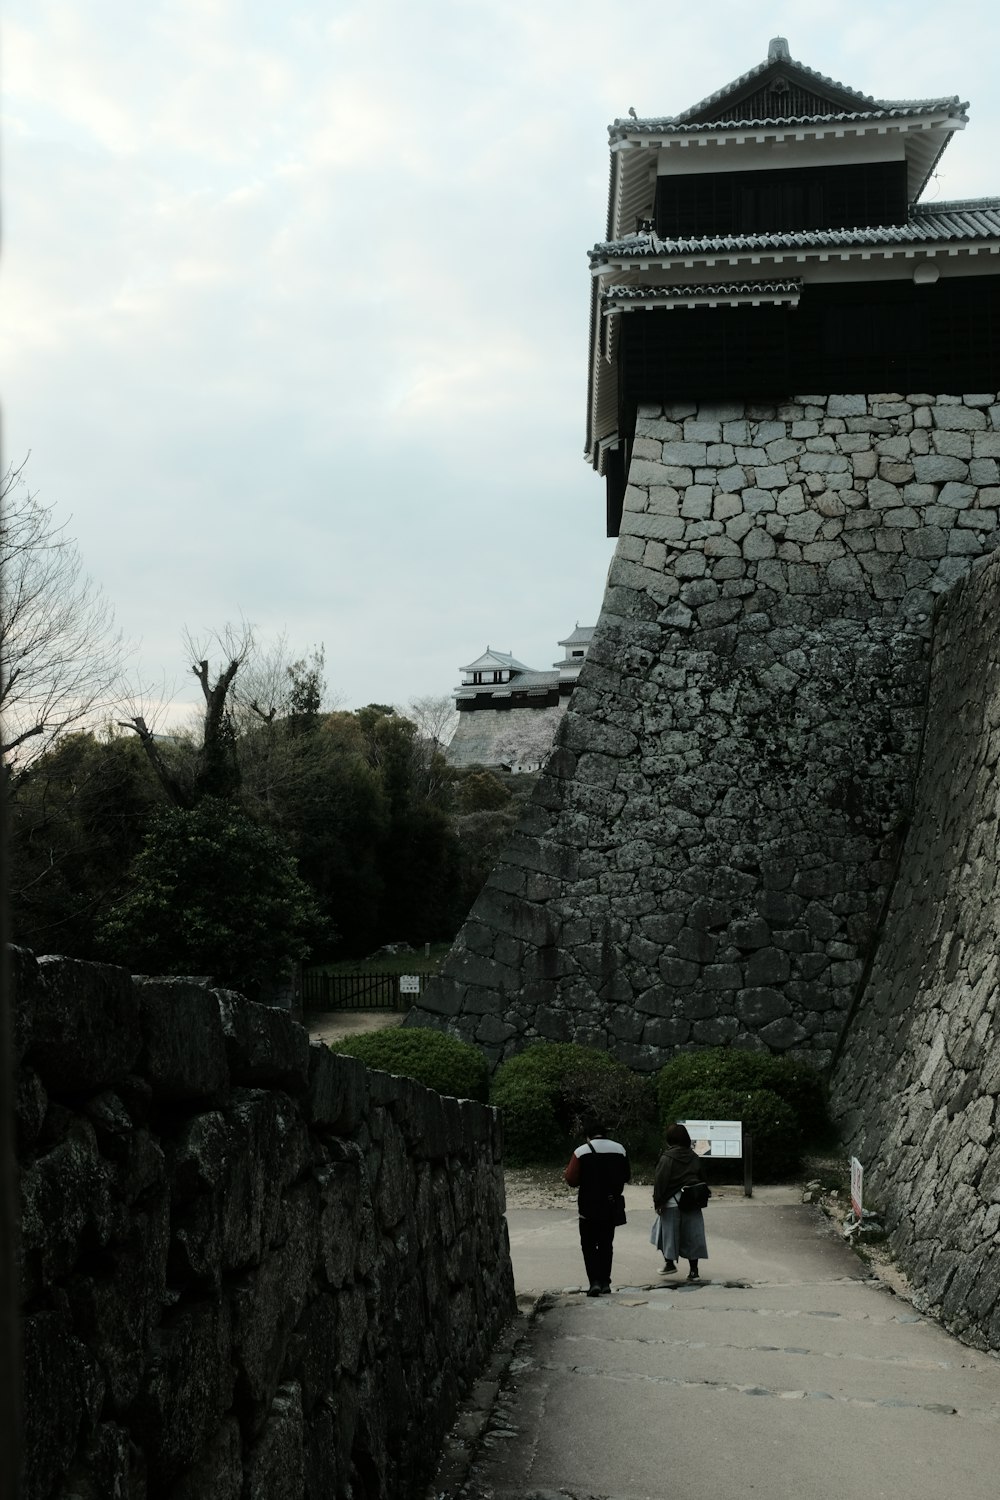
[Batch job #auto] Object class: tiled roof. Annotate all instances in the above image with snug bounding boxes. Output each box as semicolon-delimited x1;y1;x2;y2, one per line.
672;49;878;121
558;625;596;646
609;101;966;141
608;41;964;142
455;669;560;699
603;279;801;304
460;648;532;673
590;200;1000;262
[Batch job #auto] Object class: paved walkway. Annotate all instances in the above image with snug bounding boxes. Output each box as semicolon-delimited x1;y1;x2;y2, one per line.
455;1184;1000;1500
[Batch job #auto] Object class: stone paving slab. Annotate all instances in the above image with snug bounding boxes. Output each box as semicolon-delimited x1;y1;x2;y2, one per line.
437;1194;1000;1500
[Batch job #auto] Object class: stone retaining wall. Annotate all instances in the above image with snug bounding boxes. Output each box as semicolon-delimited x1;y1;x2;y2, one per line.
410;392;1000;1069
830;551;1000;1350
13;949;515;1500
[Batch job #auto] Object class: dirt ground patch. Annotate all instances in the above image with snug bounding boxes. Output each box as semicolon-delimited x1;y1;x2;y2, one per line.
307;1010;406;1047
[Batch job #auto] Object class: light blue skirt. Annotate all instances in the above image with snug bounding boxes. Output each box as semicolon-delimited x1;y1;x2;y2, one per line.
650;1207;708;1261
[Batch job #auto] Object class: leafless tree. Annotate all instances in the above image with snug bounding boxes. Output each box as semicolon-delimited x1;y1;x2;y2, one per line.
404;694;459;750
229;636;338;818
119;624;252;807
1;458;126;789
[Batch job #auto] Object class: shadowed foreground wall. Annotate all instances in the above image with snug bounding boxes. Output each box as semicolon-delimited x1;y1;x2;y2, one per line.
12;950;515;1500
830;551;1000;1351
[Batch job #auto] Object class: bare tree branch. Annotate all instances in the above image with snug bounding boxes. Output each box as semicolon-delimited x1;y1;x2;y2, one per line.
1;458;127;788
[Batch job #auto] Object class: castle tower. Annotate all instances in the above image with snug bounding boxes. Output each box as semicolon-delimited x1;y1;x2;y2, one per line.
411;40;1000;1068
446;629;595;771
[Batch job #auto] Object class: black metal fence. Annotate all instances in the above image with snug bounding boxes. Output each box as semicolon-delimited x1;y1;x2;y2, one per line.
302;970;416;1012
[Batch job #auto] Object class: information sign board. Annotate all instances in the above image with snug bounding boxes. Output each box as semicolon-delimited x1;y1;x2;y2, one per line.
851;1156;864;1218
399;975;421;995
681;1119;743;1159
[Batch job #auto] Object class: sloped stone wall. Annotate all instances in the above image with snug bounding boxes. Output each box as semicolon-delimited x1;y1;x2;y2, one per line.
830;551;1000;1350
13;949;515;1500
410;392;1000;1069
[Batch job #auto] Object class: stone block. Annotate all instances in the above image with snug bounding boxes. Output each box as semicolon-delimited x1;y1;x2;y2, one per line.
133;1297;235;1488
932;430;973;459
742;528;776;560
903;527;948;560
827;395;867;417
661;441;707;466
706;443;736;465
21;1309;104;1500
868;478;902;509
28;957;141;1094
736;987;791;1025
673;552;707;579
784;511;821;543
882;507;920;528
680;486;713;519
20;1118;117;1288
798;453;850;474
755;465;791;489
216;991;310;1094
244;1385;305;1500
168;1416;243;1500
9;944;38;1066
642;1015;692;1047
913;455;969;483
933;404;987;430
647;484;681;515
743;488;777;514
787;564;821;594
937;482;977;510
684;419;721;442
619;511;685;541
625;458;669;487
136;979;229;1102
972;431;1000;458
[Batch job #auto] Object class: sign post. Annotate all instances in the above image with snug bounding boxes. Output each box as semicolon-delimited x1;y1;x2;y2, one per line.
850;1156;864;1220
398;974;420;1008
681;1119;753;1197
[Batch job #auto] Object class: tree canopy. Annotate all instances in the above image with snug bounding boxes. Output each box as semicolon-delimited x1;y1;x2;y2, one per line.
7;618;535;977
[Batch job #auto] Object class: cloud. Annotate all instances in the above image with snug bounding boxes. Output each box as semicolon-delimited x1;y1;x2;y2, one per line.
4;0;1000;719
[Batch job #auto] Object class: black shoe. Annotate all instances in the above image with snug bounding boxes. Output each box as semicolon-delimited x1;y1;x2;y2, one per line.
661;1260;676;1274
687;1265;700;1281
599;1283;612;1295
587;1284;601;1297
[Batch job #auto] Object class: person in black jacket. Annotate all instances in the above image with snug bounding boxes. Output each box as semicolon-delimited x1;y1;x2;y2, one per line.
652;1122;709;1281
564;1122;631;1296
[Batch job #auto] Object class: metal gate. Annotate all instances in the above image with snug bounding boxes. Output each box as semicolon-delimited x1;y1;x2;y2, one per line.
302;970;410;1011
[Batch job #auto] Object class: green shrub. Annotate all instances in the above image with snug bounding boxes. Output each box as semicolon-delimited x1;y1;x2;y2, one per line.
490;1042;657;1165
656;1047;830;1142
333;1027;489;1103
664;1086;800;1180
489;1073;560;1165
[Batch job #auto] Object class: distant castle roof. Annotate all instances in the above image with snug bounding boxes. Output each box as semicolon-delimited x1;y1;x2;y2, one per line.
459;647;532;674
558;625;596;648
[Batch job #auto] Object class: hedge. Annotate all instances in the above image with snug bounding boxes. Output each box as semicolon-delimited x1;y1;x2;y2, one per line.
656;1048;830;1141
490;1042;657;1165
332;1027;490;1103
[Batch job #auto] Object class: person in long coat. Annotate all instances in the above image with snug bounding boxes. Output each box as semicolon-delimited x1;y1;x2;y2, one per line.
651;1122;709;1280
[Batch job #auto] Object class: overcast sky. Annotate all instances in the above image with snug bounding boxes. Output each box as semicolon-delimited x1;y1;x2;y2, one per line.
5;1;1000;723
